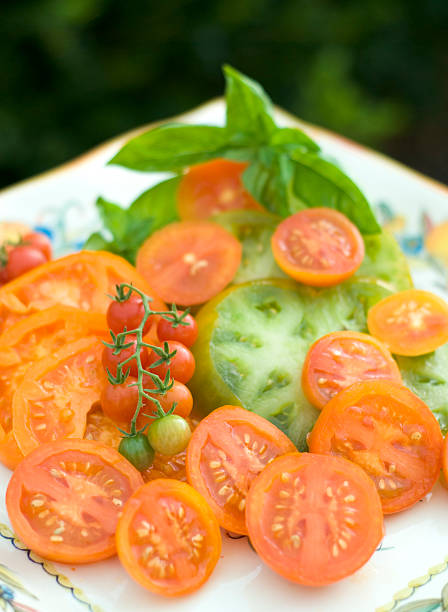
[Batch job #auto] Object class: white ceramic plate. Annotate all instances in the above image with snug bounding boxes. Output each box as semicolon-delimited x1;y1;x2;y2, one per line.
1;100;448;612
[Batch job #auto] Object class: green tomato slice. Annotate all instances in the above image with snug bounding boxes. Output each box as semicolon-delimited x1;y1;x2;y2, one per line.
189;278;393;450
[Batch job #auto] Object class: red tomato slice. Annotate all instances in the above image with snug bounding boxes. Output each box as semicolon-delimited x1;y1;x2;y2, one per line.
308;380;443;513
6;439;144;563
116;479;222;596
13;337;104;456
136;221;242;305
177;158;262;220
246;452;384;586
302;331;402;409
271;208;364;287
367;289;448;356
186;405;296;534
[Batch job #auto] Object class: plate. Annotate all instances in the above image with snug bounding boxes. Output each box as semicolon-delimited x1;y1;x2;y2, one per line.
1;99;448;612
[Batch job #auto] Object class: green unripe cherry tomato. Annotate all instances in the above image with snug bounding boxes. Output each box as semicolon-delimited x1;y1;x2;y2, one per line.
147;414;191;456
119;433;155;471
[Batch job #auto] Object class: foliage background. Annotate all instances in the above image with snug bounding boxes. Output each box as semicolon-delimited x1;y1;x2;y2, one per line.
1;0;447;189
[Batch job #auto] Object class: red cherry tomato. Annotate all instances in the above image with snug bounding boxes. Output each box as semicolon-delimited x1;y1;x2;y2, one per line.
148;341;195;384
107;294;153;335
137;380;193;430
22;232;52;260
101;377;139;424
102;335;149;378
5;246;47;281
157;312;198;347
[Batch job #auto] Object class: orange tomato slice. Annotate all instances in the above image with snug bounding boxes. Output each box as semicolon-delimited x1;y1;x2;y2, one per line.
246;452;383;586
13;337;104;456
0;426;24;470
6;439;144;563
302;330;402;409
308;380;443;514
367;289;448;356
136;221;242;305
271;208;364;287
177;158;262;220
186;405;296;534
116;479;222;596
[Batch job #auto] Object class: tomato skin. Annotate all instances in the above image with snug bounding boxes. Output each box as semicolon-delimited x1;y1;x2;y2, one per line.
119;434;155;471
157;312;198;347
308;380;443;514
148;341;195;384
6;439;144;564
138;380;193;427
102;336;149;378
186;405;296;534
22;232;52;260
147;415;191;456
177;158;262;220
271;208;365;287
246;452;383;586
107;294;152;335
116;479;222;596
302;330;402;409
101;377;139;423
367;289;448;356
5;246;47;281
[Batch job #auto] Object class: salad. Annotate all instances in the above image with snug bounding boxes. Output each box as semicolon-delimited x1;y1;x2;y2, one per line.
1;66;448;603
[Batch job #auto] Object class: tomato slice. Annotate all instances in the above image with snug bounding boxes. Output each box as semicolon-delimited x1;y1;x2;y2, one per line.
136;221;242;305
271;208;364;287
246;452;383;586
308;380;443;514
177;159;262;220
13;337;105;456
6;439;144;563
116;479;221;596
302;331;402;409
0;250;165;333
367;289;448;356
186;405;296;534
0;426;24;470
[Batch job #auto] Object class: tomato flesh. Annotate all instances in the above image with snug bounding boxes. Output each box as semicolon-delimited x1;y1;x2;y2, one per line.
6;439;144;563
308;380;443;513
302;331;402;409
271;208;364;287
116;479;222;596
186;405;296;534
246;452;384;586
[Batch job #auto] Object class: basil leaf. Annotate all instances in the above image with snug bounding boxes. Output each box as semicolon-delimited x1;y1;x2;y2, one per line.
270;127;320;154
128;175;180;232
289;150;381;234
224;65;276;144
242;148;292;217
109;124;229;172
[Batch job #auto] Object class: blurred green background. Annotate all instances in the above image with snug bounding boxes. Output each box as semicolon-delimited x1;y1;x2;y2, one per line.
1;0;447;189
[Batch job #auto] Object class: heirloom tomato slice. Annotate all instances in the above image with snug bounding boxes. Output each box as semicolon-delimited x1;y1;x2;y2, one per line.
367;289;448;356
116;479;222;597
0;250;164;333
271;208;364;287
308;380;443;514
246;452;383;586
302;331;402;409
0;426;24;470
136;221;242;305
177;158;262;220
186;405;296;534
13;337;104;456
6;439;144;563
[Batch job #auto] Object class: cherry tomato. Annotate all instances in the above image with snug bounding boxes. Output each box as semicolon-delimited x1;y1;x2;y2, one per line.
157;312;198;347
147;415;191;456
102;335;149;378
0;266;8;286
186;405;296;534
246;452;384;586
22;231;52;260
136;220;242;305
138;380;193;430
367;289;448;356
271;208;365;287
302;330;402;409
6;439;144;563
101;377;139;423
116;479;222;596
308;380;443;514
5;245;47;281
119;433;155;471
177;158;262;220
107;293;152;335
148;341;195;384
